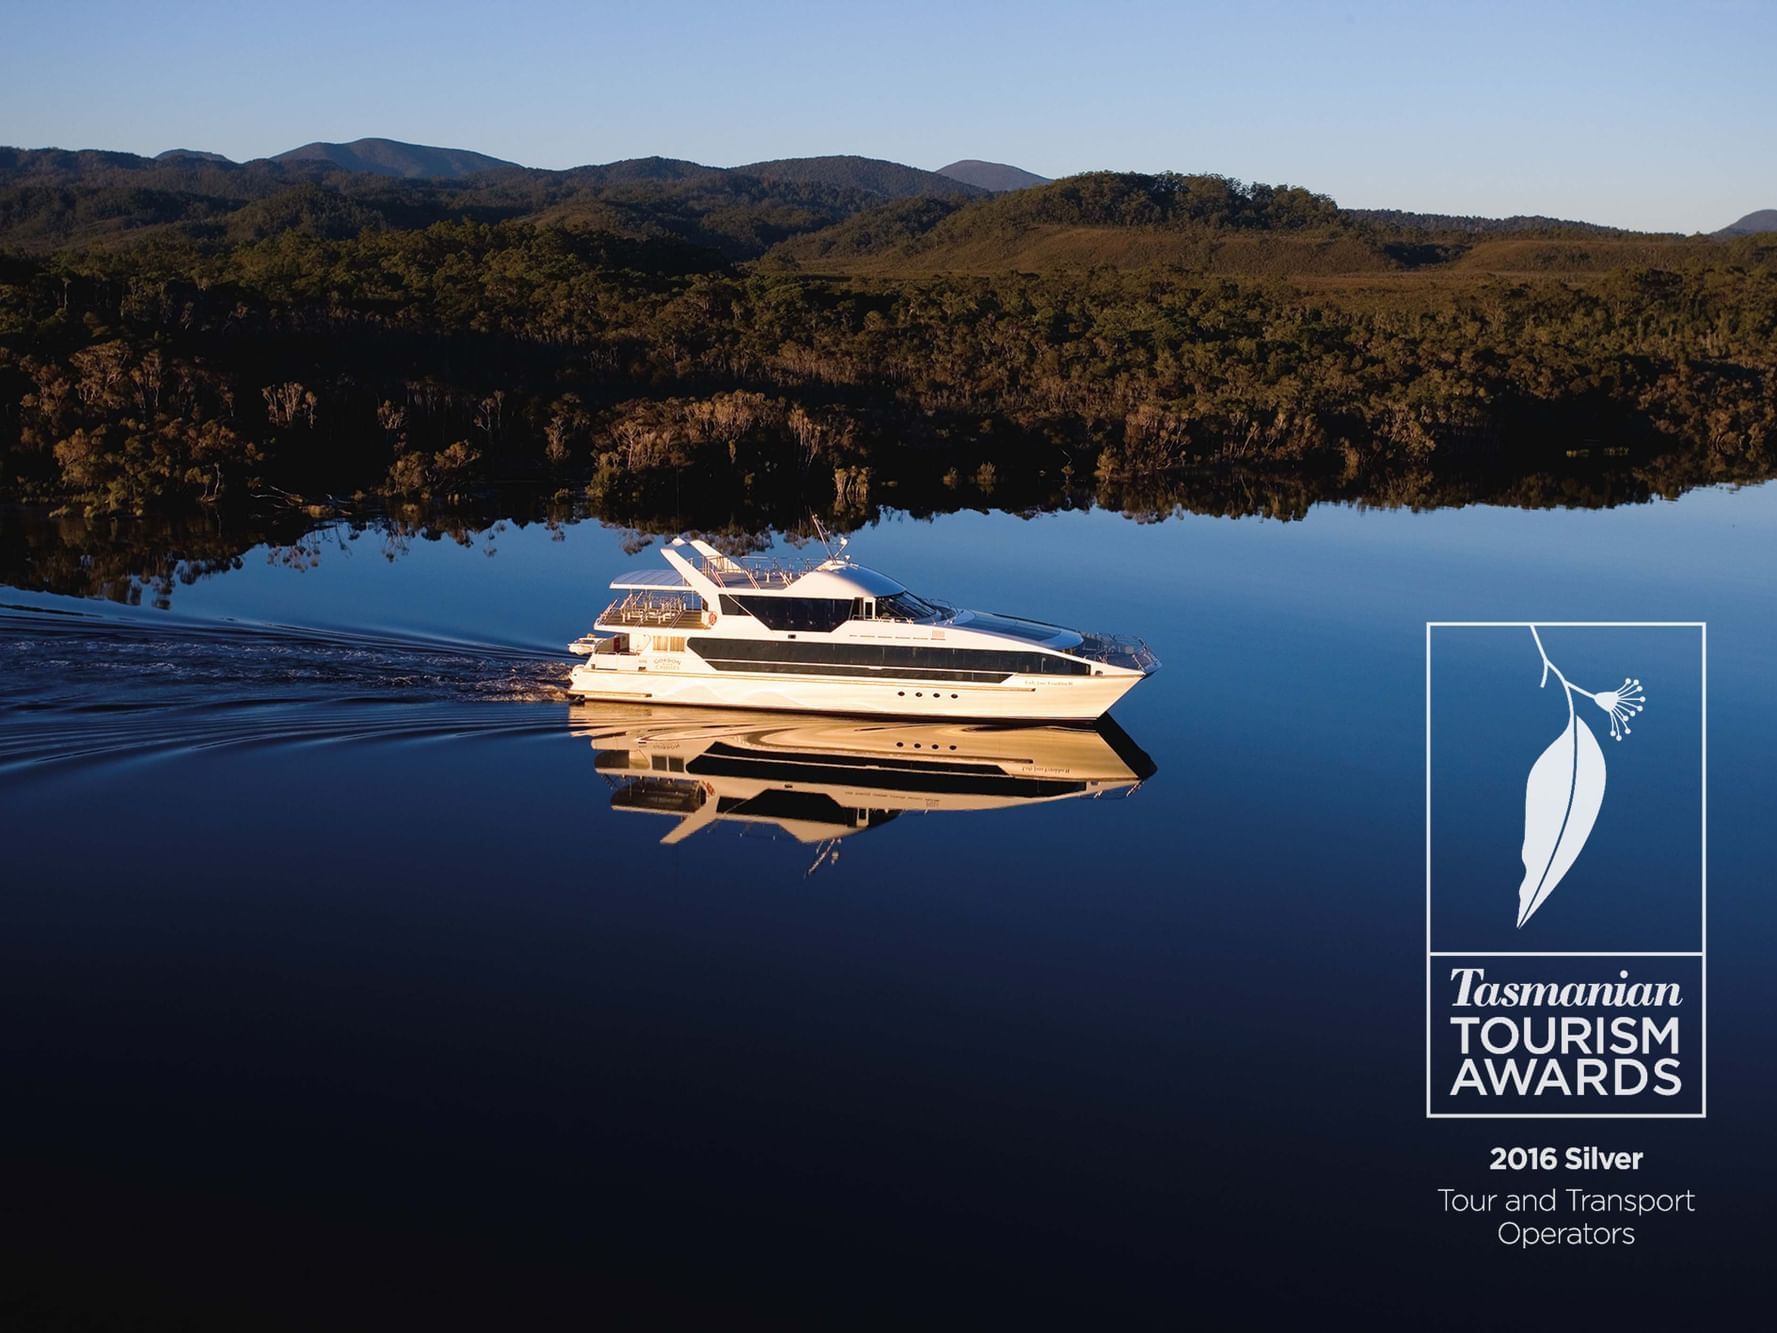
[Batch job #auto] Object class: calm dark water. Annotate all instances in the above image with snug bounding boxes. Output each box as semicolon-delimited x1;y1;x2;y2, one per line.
3;486;1774;1327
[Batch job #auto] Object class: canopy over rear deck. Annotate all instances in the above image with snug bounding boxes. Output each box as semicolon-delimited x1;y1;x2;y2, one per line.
608;568;692;591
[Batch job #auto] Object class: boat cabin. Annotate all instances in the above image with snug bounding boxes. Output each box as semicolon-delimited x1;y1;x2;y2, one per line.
596;538;934;636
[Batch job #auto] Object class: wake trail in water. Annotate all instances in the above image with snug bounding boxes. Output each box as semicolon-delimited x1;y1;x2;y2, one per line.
0;600;575;776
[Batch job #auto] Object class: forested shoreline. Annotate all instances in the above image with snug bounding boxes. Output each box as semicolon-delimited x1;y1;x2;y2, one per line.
2;164;1773;521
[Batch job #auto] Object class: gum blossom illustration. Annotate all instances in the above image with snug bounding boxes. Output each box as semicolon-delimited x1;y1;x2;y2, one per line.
1516;627;1648;928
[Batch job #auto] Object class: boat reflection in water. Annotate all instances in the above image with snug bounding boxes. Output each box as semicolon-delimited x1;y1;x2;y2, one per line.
572;704;1156;861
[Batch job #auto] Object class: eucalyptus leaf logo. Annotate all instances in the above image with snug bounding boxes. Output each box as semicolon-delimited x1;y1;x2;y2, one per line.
1516;626;1647;928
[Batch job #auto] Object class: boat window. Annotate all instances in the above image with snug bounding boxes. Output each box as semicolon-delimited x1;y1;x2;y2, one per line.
876;592;943;623
688;638;1092;678
732;596;854;633
718;595;753;617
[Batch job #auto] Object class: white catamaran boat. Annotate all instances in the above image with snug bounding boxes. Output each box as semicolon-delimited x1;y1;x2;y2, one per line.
567;536;1158;721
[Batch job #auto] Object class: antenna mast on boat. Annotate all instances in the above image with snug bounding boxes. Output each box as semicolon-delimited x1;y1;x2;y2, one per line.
810;515;849;563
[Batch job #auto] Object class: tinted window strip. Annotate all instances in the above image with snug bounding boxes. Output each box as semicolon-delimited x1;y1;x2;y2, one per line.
689;637;1090;677
698;658;1012;683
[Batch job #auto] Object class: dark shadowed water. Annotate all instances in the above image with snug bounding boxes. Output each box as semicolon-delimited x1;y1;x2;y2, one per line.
3;484;1773;1327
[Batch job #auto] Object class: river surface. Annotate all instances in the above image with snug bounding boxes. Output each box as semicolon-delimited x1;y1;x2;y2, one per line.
3;486;1773;1326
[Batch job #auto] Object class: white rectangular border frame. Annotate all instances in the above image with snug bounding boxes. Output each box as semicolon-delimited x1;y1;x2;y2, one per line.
1424;621;1707;1120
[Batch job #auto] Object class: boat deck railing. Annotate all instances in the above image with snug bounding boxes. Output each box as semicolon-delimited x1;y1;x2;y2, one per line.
1073;632;1161;674
598;591;713;630
696;553;828;590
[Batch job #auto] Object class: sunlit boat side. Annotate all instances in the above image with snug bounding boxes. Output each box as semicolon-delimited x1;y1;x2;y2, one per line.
567;537;1158;721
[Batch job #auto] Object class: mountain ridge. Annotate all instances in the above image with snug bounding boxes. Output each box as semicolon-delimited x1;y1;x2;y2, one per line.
156;148;233;164
766;171;1743;277
1;142;1758;249
1715;209;1777;237
1348;207;1646;237
732;155;984;201
270;137;518;179
936;159;1049;192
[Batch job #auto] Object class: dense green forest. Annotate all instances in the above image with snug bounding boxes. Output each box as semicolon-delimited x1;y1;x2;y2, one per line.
2;151;1773;523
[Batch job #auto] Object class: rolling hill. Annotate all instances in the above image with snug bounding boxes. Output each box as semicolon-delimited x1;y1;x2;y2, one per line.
541;156;723;187
731;155;984;201
936;159;1049;192
773;223;1397;277
271;137;518;179
1716;209;1777;236
767;170;1746;278
156;148;234;164
1347;208;1636;236
763;196;966;264
770;171;1366;273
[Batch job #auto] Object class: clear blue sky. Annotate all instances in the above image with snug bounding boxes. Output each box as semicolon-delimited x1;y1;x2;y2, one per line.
3;0;1772;232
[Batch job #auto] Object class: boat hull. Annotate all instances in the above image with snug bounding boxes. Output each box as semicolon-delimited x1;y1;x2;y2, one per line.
566;663;1146;721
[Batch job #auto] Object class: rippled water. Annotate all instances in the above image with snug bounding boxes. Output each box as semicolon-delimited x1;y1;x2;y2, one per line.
3;486;1773;1327
0;597;569;772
